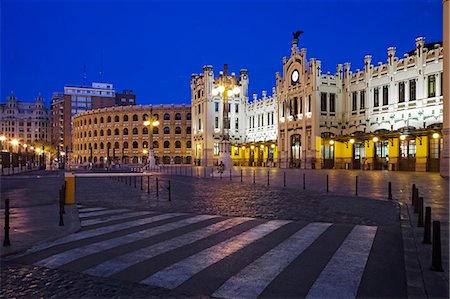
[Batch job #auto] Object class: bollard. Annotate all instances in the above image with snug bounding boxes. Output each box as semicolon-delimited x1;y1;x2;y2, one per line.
253;170;255;184
388;182;392;200
284;172;286;187
167;180;171;201
303;173;305;190
147;176;150;194
355;176;358;196
431;221;443;272
3;198;11;246
229;169;232;181
59;188;64;226
417;197;424;227
240;169;243;183
411;184;416;205
326;174;329;193
61;182;66;214
414;188;420;213
267;171;269;186
156;177;159;197
140;176;143;190
423;207;431;244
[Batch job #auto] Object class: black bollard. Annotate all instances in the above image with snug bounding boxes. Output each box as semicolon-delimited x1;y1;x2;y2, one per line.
431;221;443;272
414;188;420;213
62;182;66;214
3;198;10;246
284;172;286;187
267;171;269;186
303;173;306;190
417;197;424;227
411;184;416;205
355;176;358;196
59;188;64;226
168;180;171;201
240;169;243;183
253;170;255;184
156;177;159;197
423;207;431;244
229;169;232;181
388;182;392;200
147;176;150;194
140;176;143;190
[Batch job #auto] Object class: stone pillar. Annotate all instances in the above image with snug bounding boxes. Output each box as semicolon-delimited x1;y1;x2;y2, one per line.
441;0;450;177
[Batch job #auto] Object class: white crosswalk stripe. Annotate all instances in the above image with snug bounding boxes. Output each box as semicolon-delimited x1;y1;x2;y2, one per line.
36;215;218;269
306;225;377;299
212;222;332;299
20;206;382;298
84;217;253;277
81;211;154;226
77;207;108;213
141;220;291;289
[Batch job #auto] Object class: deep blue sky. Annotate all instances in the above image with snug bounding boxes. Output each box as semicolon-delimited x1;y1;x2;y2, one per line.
1;0;443;106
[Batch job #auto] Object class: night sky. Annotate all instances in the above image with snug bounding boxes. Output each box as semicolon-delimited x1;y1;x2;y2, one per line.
1;0;443;107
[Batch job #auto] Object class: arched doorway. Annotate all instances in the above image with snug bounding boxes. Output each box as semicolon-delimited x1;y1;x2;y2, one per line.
352;142;365;169
175;156;182;164
428;133;443;172
290;134;301;168
399;138;416;171
321;132;334;169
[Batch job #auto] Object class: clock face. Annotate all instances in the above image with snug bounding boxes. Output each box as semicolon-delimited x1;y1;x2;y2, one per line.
291;70;299;83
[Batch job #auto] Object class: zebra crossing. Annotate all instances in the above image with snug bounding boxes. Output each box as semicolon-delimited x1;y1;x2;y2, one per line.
12;205;406;298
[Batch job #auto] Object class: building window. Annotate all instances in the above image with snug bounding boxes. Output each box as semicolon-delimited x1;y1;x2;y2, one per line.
100;142;104;149
187;141;191;148
374;88;379;107
308;95;311;112
360;90;365;109
186;113;191;120
321;93;327;112
294;97;299;114
428;75;436;97
133;141;138;148
175;113;181;120
440;72;443;96
235;118;239;130
164;127;170;134
235;104;239;113
123;128;128;135
100;117;104;123
409;79;416;101
186;127;191;134
114;142;119;149
100;129;104;136
114;128;119;135
164;141;170;148
153;113;159;120
143;127;148;134
215;117;219;129
382;86;389;106
215;102;219;112
143;141;148;148
352;92;357;111
107;116;111;123
132;114;138;121
175;127;181;134
214;143;219;156
94;130;98;137
153;127;158;134
114;115;119;122
133;128;138;135
282;102;285;118
398;82;405;103
329;94;335;112
175;141;181;148
164;113;170;120
123;115;128;122
153;141;159;148
198;119;201;130
94;118;98;124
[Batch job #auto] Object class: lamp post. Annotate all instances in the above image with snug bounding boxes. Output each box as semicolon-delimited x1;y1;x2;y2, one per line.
143;107;160;168
211;64;241;172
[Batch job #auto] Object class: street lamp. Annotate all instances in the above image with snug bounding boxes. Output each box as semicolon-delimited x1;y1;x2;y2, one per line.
143;107;160;168
211;64;241;172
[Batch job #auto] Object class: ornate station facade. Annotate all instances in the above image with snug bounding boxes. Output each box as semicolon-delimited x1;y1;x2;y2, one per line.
192;34;444;172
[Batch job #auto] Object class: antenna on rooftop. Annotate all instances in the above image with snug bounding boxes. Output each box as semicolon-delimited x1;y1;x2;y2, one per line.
83;64;87;86
100;52;104;83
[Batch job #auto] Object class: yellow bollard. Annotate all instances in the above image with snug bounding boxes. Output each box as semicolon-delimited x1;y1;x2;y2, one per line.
64;172;75;205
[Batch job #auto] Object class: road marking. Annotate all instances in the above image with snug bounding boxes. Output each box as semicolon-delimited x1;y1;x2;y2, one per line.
35;215;218;268
141;220;291;289
26;213;186;253
78;207;108;213
78;209;131;218
84;217;252;277
81;211;154;226
213;222;332;299
306;225;377;299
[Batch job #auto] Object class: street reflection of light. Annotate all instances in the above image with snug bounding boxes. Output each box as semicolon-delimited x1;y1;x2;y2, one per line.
433;133;440;139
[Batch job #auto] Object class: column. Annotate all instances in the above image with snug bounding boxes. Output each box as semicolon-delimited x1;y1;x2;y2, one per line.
441;0;450;177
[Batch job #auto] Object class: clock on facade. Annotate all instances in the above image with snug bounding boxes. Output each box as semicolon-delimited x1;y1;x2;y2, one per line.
291;69;299;83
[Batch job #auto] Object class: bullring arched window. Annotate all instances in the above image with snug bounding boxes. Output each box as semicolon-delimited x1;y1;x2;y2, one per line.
133;141;138;148
175;113;181;120
164;113;170;120
123;128;128;135
133;128;138;135
133;114;138;121
175;127;181;134
175;141;181;148
164;127;170;134
164;141;170;148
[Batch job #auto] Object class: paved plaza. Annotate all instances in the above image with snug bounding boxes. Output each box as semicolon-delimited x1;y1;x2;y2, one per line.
0;167;448;298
